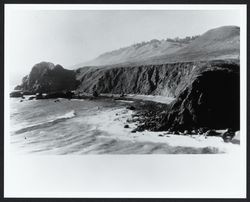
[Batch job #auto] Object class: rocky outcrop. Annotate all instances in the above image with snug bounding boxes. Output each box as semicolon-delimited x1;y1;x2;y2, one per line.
158;62;240;131
18;62;79;93
10;91;24;98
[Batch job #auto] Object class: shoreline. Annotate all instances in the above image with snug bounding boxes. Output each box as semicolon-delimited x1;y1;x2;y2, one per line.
84;105;240;154
10;95;240;154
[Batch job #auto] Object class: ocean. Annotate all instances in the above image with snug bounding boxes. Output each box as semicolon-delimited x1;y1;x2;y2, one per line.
9;97;238;154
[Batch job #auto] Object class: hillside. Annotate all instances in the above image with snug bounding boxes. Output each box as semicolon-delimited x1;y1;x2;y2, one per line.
145;26;240;64
76;26;239;68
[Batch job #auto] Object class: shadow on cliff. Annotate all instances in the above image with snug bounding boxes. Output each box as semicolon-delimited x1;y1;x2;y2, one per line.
159;65;240;131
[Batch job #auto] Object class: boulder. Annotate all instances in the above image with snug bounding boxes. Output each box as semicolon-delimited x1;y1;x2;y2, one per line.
231;131;240;144
205;129;220;136
92;90;99;97
127;106;136;110
28;96;36;100
35;93;44;99
222;128;235;142
10;91;23;98
183;130;191;135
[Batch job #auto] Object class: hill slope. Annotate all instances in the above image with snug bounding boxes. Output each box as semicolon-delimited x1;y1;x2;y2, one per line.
78;26;239;67
146;26;240;64
76;39;189;67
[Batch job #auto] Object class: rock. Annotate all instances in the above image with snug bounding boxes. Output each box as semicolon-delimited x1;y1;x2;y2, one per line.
35;93;44;99
17;62;79;94
44;91;74;99
14;85;22;90
183;130;190;135
92;90;99;97
28;96;36;100
199;127;209;134
158;134;164;137
124;125;129;128
191;129;198;134
127;106;136;110
205;129;219;136
10;91;23;98
173;131;179;135
131;129;137;133
167;127;174;133
222;129;235;142
23;91;34;95
231;131;240;144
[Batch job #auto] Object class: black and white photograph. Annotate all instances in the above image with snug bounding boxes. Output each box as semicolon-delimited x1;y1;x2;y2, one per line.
4;4;247;198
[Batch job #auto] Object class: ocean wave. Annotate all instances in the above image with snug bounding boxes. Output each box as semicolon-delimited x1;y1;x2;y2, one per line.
14;110;76;135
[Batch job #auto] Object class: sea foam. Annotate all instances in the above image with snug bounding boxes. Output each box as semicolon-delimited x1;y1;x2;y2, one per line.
14;110;76;135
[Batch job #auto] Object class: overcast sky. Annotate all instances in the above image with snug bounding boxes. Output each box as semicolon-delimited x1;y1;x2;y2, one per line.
5;8;240;85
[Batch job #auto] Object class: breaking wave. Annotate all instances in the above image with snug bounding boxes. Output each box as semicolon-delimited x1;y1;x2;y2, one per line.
14;110;76;135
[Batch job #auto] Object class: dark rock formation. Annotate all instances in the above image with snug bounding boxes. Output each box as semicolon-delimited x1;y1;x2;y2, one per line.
44;91;74;99
28;96;36;100
230;131;240;144
10;91;23;98
17;62;79;93
35;91;74;99
222;128;236;142
127;106;136;110
124;124;129;128
158;63;240;131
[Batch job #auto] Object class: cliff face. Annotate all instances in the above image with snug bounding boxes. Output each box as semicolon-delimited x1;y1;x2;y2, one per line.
158;63;240;131
75;60;239;98
75;63;195;97
18;62;79;93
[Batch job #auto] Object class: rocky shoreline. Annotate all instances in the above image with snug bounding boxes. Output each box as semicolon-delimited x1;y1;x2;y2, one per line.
10;89;240;145
124;101;240;144
10;58;240;144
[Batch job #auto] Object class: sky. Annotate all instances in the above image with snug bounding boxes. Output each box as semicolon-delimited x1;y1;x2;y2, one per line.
5;7;241;85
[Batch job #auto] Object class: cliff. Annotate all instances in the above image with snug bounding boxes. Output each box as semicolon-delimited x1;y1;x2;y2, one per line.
75;59;239;98
75;62;196;97
158;62;240;131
